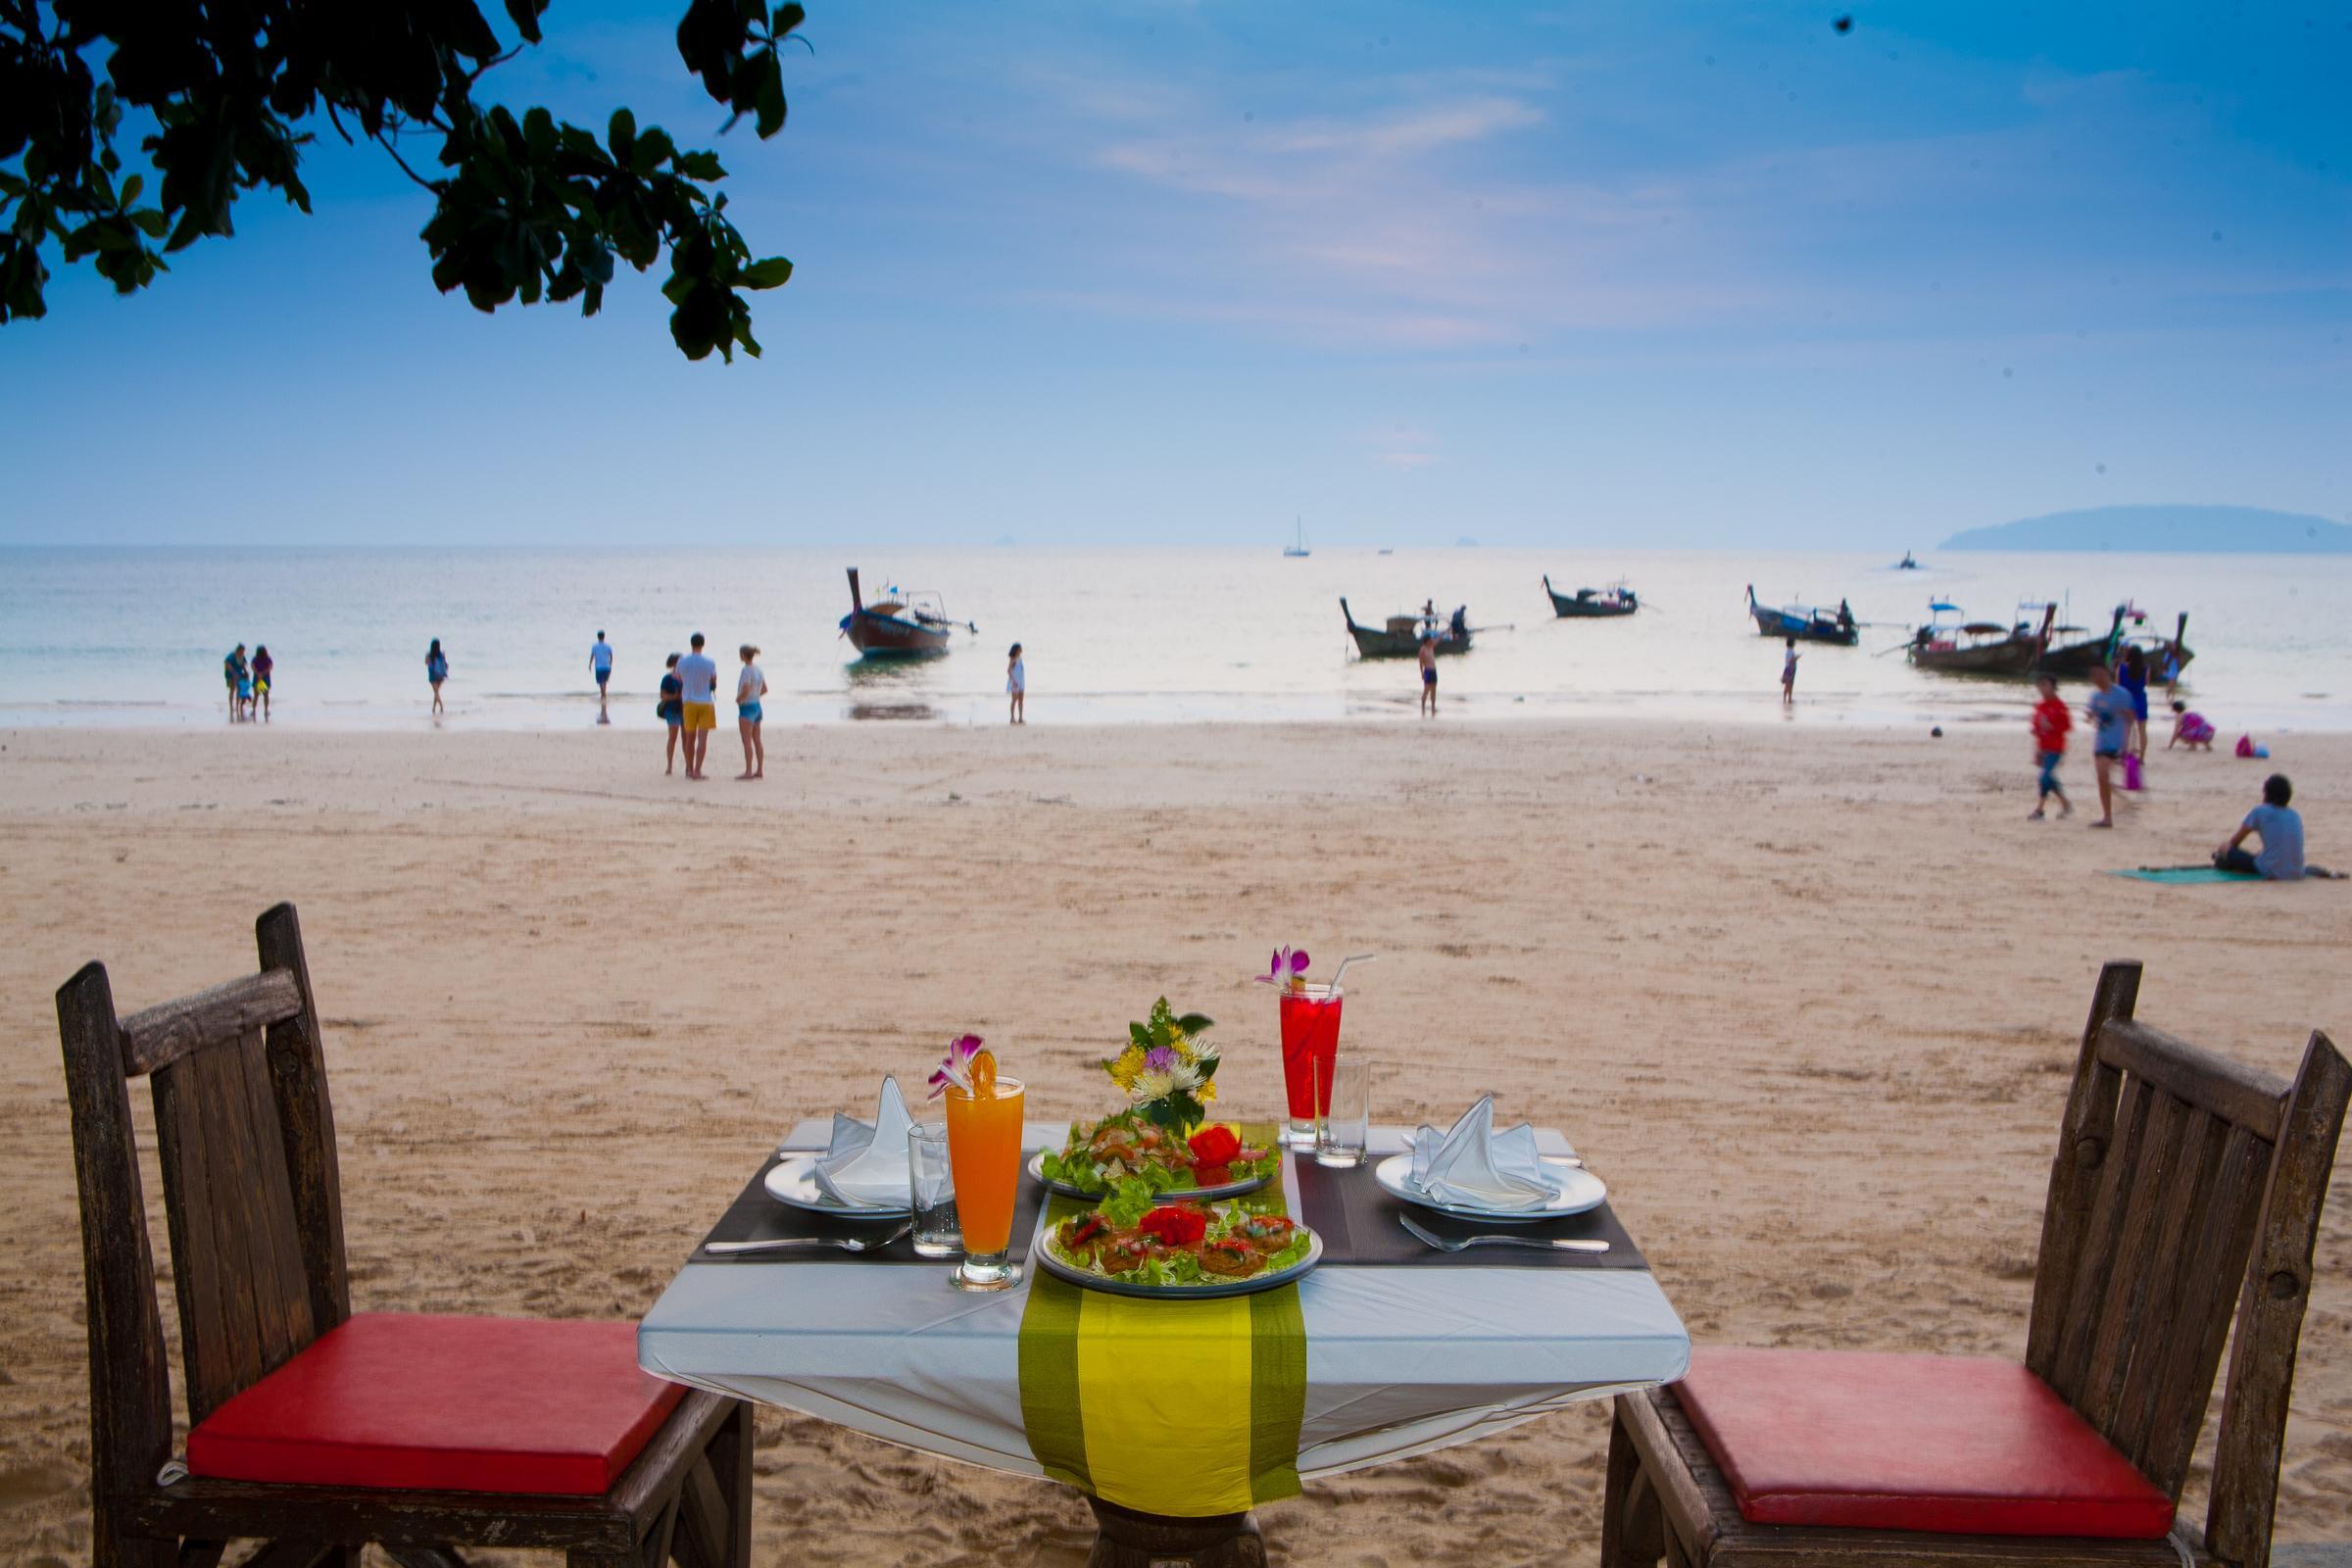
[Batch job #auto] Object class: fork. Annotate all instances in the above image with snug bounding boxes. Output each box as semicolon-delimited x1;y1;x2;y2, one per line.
1399;1214;1609;1254
707;1222;913;1256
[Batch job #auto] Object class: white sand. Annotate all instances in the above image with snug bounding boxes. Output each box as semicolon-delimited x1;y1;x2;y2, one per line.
1;719;2345;1563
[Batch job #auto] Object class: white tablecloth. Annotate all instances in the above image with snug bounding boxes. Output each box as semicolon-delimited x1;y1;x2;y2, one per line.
638;1120;1690;1485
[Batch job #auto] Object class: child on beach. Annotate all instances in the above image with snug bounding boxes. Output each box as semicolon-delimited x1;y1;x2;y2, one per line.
1417;632;1437;716
251;646;272;722
1780;638;1798;706
2168;701;2216;751
658;653;683;774
2085;664;2132;829
736;645;767;780
236;662;256;720
2029;673;2071;819
2214;774;2306;879
425;639;449;716
1006;643;1025;724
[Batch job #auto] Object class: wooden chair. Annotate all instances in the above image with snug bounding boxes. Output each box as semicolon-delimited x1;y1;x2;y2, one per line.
58;902;756;1568
1602;959;2347;1568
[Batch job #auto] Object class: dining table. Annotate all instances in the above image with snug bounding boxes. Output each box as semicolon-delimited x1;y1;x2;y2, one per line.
637;1117;1690;1566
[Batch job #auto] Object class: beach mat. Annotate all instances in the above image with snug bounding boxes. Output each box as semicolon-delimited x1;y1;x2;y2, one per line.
2107;865;2260;884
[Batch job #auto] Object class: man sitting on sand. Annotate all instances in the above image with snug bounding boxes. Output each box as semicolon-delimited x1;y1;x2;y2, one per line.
2214;773;2306;880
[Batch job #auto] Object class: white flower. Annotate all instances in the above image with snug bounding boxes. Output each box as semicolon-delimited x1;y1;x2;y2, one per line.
1132;1068;1176;1102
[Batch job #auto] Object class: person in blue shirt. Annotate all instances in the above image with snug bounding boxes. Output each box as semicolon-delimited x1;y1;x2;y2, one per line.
2215;774;2306;880
590;631;614;725
2084;664;2134;829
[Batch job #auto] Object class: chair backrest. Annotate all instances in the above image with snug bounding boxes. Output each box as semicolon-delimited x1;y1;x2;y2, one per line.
56;904;348;1535
2026;960;2346;1568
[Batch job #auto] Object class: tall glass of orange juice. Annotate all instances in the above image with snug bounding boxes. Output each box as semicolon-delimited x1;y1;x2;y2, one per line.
944;1074;1025;1290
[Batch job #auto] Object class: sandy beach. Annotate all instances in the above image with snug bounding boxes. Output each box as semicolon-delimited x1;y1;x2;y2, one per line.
1;717;2346;1565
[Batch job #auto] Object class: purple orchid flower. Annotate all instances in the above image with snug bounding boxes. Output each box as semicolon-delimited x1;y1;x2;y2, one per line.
927;1033;985;1100
1253;946;1312;985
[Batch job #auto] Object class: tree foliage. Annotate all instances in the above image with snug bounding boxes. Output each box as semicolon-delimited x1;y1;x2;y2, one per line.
0;0;805;360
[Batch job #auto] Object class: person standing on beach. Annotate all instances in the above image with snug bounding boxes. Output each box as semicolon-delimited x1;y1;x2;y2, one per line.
251;645;273;723
2116;645;2150;760
425;639;449;716
223;644;248;721
2085;664;2132;828
658;653;684;775
2028;673;2071;820
1006;643;1026;724
674;633;718;780
735;644;767;779
1417;631;1438;716
590;631;614;725
1780;637;1799;706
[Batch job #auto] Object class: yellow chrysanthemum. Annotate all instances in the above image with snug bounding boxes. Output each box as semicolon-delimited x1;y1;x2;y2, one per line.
1199;1078;1217;1102
1107;1043;1148;1091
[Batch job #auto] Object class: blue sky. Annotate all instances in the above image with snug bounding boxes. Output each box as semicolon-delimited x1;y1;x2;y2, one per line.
1;1;2344;548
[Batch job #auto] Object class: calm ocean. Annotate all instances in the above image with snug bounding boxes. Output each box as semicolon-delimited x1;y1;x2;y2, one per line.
3;547;2345;732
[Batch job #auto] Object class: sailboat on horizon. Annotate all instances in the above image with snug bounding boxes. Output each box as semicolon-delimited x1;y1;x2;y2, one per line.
1283;515;1310;558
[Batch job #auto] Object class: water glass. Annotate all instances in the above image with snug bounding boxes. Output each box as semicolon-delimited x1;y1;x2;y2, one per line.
1315;1054;1371;1168
906;1123;960;1259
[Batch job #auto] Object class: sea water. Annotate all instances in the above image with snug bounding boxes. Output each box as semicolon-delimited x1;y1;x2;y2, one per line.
1;546;2344;732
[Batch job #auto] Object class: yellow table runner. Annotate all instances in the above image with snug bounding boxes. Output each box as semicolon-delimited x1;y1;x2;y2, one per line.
1017;1122;1306;1517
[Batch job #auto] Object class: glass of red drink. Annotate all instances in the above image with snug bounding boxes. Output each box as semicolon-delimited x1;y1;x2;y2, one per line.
1278;982;1344;1146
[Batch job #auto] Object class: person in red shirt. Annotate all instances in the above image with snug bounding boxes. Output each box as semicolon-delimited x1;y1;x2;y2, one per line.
2029;672;2073;820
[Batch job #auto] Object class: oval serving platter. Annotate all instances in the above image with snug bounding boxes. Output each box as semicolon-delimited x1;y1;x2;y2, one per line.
1034;1227;1323;1299
1025;1151;1272;1204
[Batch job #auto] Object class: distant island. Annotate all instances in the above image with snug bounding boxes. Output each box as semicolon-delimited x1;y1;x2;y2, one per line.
1942;505;2350;554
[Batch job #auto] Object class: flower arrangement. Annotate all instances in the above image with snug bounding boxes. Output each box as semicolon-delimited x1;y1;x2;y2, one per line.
1255;946;1311;992
1104;998;1218;1132
927;1033;992;1099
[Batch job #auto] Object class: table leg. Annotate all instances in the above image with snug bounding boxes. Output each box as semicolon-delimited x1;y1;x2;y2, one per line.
1084;1496;1267;1567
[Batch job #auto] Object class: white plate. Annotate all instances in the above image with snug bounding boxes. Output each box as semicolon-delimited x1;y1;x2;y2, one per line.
1372;1152;1606;1224
1026;1150;1272;1204
1036;1226;1324;1299
763;1152;910;1218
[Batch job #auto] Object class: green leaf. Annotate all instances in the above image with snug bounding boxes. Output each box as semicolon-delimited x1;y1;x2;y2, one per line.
118;174;142;208
675;150;725;181
740;255;792;288
609;108;637;162
1175;1013;1214;1036
754;51;786;138
504;0;548;43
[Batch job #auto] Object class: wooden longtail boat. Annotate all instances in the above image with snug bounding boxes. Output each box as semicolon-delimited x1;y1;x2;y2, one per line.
2034;605;2195;681
1341;598;1470;659
1907;601;2057;677
1544;576;1639;618
839;568;973;659
1745;585;1858;646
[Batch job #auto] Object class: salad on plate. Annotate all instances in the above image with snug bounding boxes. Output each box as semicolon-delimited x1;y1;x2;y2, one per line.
1038;1112;1277;1197
1046;1179;1315;1289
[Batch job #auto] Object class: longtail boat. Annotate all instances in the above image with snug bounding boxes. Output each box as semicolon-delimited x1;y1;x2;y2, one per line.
1745;585;1858;646
1544;576;1639;618
2035;605;2194;681
1907;601;2057;677
839;568;973;659
1341;598;1470;659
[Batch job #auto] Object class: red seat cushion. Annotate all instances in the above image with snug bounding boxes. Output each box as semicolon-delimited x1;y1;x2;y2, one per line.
1672;1348;2174;1538
187;1313;686;1495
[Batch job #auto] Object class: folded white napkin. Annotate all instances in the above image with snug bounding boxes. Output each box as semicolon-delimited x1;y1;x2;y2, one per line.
811;1077;915;1207
1408;1096;1555;1211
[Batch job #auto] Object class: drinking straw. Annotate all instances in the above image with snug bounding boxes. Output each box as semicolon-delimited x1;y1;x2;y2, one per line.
1328;954;1379;991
